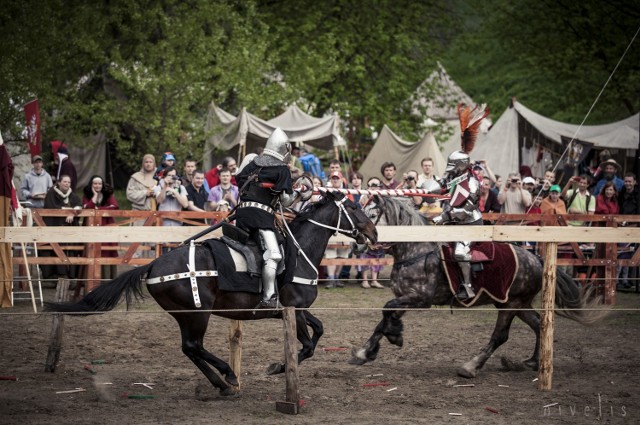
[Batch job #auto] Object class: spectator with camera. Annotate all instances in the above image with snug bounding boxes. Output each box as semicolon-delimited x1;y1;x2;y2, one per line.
154;166;188;226
402;169;423;209
498;172;532;216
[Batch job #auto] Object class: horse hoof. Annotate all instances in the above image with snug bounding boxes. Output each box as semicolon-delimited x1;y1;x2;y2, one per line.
523;359;539;371
220;387;240;397
348;356;367;366
386;335;403;347
456;366;477;379
266;363;284;375
225;374;239;387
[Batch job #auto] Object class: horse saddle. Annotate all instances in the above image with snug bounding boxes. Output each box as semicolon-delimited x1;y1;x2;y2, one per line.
440;242;518;306
202;223;288;294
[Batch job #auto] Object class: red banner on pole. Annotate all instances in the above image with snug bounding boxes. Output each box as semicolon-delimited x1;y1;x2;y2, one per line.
24;99;41;158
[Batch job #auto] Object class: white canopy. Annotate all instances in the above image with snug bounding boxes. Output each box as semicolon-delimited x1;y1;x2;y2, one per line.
358;125;446;182
477;100;640;179
204;103;343;169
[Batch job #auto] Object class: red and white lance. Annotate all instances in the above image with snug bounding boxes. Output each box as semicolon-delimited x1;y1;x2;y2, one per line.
313;186;450;199
261;183;450;199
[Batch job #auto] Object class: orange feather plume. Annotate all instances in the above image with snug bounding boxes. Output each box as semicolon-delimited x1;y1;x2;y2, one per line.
458;103;490;154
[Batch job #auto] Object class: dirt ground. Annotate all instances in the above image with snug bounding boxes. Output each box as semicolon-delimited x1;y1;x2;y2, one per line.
1;271;639;425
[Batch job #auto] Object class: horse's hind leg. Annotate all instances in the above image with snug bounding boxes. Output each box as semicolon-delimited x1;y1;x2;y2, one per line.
457;308;516;378
349;297;411;366
267;310;319;375
516;309;541;370
175;313;238;396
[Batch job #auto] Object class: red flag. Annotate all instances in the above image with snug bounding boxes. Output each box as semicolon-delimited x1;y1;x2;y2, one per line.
24;99;41;158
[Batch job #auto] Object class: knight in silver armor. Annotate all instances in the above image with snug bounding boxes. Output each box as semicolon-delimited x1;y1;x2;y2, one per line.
235;128;311;309
432;150;483;301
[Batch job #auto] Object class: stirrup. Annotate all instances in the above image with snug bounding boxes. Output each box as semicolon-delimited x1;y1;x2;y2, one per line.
254;297;282;310
455;283;475;301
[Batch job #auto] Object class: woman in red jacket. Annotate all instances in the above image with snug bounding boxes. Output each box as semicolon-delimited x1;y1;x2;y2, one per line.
595;181;619;215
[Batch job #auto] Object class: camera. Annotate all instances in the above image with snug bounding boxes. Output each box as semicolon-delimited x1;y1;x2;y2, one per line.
511;178;519;183
407;175;415;181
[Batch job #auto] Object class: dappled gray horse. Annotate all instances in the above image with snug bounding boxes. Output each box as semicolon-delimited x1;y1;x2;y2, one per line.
350;196;606;378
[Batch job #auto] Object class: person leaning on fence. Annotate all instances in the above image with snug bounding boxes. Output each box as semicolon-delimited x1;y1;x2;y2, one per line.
185;170;209;224
41;174;82;280
19;154;52;208
561;174;595;226
154;166;188;227
617;173;639;289
540;185;566;226
359;179;385;289
595;181;619;215
82;175;119;280
323;170;354;289
497;172;532;216
431;104;490;301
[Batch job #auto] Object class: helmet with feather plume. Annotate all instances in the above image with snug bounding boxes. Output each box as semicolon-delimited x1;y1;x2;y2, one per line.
445;103;490;176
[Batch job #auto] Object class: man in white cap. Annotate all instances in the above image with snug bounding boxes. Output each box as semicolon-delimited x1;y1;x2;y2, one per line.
235;128;311;309
20;155;53;208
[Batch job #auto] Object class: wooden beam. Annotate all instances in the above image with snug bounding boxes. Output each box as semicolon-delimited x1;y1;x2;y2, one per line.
3;225;640;243
276;307;300;415
538;242;557;391
228;320;243;390
45;278;69;373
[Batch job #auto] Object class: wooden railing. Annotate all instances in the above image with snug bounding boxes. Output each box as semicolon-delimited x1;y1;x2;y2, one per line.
3;209;639;304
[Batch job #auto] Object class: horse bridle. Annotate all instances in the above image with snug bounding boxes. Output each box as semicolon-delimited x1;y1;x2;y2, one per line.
307;197;360;238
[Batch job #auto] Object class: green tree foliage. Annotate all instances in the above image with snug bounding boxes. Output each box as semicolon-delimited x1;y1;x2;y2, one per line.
0;0;283;166
444;0;640;123
258;0;455;161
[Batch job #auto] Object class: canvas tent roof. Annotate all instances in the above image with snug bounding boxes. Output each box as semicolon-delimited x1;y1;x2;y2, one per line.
204;103;343;169
478;100;640;179
358;125;446;183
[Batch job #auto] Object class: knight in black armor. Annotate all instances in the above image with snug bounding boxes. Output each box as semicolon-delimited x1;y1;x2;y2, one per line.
235;128;302;309
432;104;490;301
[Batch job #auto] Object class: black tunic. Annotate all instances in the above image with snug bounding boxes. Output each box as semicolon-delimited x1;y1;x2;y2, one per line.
235;160;292;234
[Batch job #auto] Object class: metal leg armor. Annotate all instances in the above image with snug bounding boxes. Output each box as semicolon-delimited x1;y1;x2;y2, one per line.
454;241;476;301
256;229;282;309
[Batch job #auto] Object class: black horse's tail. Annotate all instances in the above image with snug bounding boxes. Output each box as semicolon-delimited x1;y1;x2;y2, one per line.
43;263;154;314
554;268;610;325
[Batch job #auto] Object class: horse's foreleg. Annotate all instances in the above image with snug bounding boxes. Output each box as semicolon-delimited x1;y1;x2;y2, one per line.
176;313;238;396
266;310;318;375
516;309;541;370
457;309;516;379
349;297;411;366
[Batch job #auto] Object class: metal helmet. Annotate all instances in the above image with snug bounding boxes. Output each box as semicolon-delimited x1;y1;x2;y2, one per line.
263;127;291;162
445;150;470;176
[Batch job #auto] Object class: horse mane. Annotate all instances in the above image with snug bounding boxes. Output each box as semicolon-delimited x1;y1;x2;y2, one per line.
382;197;429;226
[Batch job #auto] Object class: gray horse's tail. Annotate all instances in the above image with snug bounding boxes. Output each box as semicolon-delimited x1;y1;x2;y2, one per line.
44;262;153;314
554;268;610;325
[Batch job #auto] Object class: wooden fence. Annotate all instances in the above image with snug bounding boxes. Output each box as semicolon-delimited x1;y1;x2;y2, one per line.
2;209;640;304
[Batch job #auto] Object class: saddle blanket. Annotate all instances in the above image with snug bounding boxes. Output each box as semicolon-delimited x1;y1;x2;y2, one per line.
202;236;298;294
204;239;261;294
440;242;519;307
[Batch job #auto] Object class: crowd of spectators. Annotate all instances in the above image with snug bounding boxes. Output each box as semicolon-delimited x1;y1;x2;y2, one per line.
18;143;640;290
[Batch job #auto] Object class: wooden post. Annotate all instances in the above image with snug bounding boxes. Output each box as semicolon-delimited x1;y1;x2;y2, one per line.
228;320;243;389
45;278;69;372
604;217;617;305
276;307;300;415
538;242;557;391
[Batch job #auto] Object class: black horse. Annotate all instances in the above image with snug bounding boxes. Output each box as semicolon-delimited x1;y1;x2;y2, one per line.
45;192;377;396
349;196;607;378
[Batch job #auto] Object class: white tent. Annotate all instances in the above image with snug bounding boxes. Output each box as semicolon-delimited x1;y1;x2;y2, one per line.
358;125;446;183
204;103;344;169
480;100;640;179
